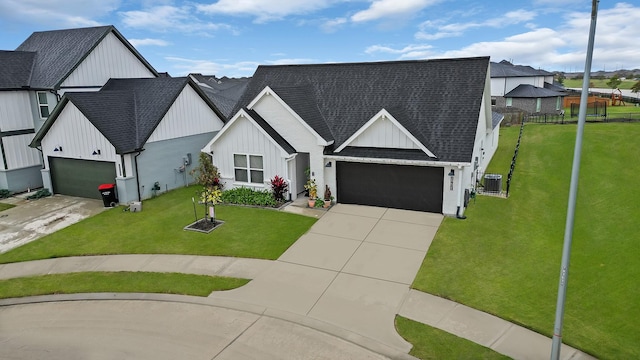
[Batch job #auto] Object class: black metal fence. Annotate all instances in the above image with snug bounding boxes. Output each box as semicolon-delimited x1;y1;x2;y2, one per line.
526;111;640;124
505;121;524;197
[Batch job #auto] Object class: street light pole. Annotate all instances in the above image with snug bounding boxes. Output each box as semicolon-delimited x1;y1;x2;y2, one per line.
550;1;599;359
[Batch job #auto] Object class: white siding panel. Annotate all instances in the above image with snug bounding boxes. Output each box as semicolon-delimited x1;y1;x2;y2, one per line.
41;104;116;167
211;115;286;187
0;92;36;131
147;85;224;143
2;134;41;169
60;32;155;88
252;94;317;151
349;118;419;149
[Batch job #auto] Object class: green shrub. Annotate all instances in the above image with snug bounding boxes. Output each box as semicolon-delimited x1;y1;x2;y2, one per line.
221;187;278;207
26;188;51;200
0;189;11;199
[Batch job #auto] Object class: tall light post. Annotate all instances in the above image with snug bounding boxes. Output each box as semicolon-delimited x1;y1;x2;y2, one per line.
550;1;599;359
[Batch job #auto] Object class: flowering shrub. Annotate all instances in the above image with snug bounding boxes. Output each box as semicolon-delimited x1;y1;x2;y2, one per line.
270;175;288;202
200;187;222;205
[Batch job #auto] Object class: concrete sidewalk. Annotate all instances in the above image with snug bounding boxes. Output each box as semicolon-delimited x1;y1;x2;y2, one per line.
0;203;597;360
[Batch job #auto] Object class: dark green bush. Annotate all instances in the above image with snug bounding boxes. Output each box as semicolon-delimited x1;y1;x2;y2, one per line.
0;189;11;199
26;188;51;200
221;187;278;207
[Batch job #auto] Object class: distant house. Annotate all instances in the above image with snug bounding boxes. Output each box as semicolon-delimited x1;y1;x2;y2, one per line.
491;60;565;114
202;57;502;215
29;77;225;203
0;25;158;192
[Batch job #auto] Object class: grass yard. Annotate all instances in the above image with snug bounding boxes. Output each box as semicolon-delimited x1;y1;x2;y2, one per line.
0;203;15;212
0;272;249;299
0;185;317;264
413;123;640;359
395;316;510;360
563;78;638;90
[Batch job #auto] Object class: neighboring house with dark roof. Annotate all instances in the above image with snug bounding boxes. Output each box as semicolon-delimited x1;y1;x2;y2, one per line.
0;25;158;192
30;77;225;203
189;74;250;119
202;57;501;215
491;60;565;114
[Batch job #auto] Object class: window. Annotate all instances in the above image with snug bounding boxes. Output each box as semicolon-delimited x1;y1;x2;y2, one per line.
37;92;49;118
556;96;562;110
536;98;542;112
505;97;512;107
234;154;263;184
491;97;497;106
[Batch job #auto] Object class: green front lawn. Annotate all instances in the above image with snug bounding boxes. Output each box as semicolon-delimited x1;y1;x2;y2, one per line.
0;186;317;264
0;272;249;299
395;316;510;360
413;123;640;359
0;203;15;212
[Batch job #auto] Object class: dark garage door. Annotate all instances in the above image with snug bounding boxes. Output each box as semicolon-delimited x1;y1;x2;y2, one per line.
337;162;443;213
49;157;116;199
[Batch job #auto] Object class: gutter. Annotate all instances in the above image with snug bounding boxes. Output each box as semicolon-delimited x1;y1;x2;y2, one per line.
134;149;144;201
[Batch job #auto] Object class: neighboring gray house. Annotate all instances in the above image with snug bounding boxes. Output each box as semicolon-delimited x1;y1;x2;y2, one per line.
491;60;565;114
0;25;158;192
202;57;502;215
30;77;225;203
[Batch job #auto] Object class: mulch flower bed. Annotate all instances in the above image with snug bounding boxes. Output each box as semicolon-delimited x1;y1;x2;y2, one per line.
183;219;225;234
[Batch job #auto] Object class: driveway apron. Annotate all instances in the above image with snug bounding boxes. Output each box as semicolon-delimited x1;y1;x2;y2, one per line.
210;204;443;353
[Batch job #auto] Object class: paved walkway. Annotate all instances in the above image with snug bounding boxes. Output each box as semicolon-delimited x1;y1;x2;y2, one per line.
0;204;596;360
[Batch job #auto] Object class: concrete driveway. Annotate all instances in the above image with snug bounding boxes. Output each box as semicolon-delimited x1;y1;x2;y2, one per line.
211;203;443;353
0;194;106;253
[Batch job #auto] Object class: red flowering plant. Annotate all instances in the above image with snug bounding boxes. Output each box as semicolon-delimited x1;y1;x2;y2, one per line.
270;175;289;202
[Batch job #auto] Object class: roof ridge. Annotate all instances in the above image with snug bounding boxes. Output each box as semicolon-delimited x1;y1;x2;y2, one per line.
257;56;490;70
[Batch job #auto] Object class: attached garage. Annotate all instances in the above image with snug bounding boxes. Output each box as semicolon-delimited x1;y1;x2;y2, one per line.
336;162;444;213
49;157;116;199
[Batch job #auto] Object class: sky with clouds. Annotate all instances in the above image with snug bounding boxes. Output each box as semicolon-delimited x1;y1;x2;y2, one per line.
0;0;638;77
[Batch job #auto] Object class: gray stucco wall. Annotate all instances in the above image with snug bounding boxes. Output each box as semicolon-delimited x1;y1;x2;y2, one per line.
0;166;44;192
135;132;214;200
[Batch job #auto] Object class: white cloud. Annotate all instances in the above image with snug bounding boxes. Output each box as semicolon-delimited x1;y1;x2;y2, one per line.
166;56;259;77
365;44;433;58
321;17;348;33
0;0;119;27
120;5;235;34
197;0;336;23
351;0;441;23
416;9;537;40
128;38;170;47
266;58;316;65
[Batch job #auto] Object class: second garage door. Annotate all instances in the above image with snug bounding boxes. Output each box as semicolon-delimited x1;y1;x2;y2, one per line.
49;157;116;199
336;162;443;213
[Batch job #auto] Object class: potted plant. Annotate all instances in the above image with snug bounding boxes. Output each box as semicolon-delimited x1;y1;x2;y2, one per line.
323;185;333;208
314;198;325;208
304;178;317;207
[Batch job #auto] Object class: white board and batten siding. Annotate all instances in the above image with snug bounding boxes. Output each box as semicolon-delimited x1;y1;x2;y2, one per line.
1;135;41;170
0;92;36;130
251;94;318;151
60;32;156;89
147;85;224;143
211;114;287;187
41;104;117;168
348;117;420;149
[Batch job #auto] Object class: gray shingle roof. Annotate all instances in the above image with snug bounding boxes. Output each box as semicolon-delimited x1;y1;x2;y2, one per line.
191;74;250;118
31;77;222;154
0;51;36;89
233;57;490;163
505;84;564;98
491;60;553;78
491;111;504;129
14;25;157;89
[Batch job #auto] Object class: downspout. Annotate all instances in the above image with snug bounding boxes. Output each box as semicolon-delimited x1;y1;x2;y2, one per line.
134;150;144;201
456;166;467;219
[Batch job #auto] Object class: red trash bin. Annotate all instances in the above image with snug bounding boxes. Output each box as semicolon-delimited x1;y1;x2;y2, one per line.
98;183;118;207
